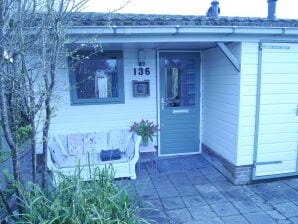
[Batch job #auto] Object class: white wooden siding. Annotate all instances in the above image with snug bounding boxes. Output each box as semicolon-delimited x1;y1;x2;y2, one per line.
42;49;157;153
237;42;259;165
202;43;241;165
255;43;298;177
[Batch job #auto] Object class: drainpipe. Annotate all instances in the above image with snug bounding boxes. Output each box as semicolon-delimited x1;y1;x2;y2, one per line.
267;0;277;20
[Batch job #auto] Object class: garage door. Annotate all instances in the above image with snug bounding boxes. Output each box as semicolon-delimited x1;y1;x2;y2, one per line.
254;42;298;179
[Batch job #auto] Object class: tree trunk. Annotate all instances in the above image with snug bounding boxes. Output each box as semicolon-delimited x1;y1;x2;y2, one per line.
0;0;19;183
42;98;51;188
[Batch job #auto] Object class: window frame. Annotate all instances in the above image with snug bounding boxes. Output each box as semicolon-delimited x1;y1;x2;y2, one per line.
68;50;124;105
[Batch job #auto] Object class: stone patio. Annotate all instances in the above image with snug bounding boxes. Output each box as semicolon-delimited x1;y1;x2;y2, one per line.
118;154;298;224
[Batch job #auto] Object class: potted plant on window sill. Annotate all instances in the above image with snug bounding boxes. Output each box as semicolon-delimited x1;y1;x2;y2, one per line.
129;119;159;146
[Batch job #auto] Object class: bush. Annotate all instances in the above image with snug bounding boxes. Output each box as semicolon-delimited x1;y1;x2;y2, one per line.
6;166;148;223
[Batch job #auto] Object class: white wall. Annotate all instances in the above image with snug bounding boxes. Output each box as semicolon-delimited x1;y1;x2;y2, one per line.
237;42;259;166
202;43;241;165
49;48;157;136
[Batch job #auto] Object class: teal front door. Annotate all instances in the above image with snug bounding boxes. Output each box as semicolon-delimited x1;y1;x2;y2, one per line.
159;52;201;155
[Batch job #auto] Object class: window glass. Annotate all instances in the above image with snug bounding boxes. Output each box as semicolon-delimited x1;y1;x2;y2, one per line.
164;58;196;107
69;51;124;104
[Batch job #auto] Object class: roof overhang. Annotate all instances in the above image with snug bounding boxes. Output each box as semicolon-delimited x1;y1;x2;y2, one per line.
67;25;298;36
65;25;298;50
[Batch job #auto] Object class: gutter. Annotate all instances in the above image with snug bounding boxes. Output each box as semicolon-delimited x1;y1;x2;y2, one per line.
66;25;298;36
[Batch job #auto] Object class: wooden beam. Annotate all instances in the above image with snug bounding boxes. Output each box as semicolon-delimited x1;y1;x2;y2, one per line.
217;42;241;72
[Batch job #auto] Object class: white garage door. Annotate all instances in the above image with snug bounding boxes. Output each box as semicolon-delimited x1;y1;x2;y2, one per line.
254;42;298;178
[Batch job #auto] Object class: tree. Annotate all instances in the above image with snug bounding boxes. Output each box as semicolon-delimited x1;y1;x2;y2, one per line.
0;0;89;188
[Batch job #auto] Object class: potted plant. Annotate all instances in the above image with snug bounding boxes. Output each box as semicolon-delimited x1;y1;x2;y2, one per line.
129;119;159;146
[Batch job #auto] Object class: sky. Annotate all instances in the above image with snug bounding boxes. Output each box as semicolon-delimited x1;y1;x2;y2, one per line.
82;0;297;19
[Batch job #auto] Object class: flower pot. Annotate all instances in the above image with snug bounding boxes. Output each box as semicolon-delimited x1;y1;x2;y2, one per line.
142;136;149;146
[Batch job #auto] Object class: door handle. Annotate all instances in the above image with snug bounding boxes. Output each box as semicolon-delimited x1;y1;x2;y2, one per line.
161;98;165;110
161;98;169;110
296;104;298;116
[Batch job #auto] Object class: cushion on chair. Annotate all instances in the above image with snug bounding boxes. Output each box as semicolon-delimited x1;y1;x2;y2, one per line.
100;149;121;161
107;129;130;153
67;133;84;155
48;137;67;168
84;132;97;154
53;135;68;156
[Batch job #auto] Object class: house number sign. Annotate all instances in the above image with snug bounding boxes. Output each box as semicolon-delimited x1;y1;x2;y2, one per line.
133;67;151;76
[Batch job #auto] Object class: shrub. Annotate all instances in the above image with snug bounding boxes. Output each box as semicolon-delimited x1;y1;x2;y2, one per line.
8;166;148;223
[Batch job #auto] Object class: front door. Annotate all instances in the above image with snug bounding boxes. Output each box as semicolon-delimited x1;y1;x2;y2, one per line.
159;52;201;155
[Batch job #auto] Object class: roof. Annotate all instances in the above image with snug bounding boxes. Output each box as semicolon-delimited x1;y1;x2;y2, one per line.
69;12;298;28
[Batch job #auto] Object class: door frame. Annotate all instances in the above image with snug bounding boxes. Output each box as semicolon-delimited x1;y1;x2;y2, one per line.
252;41;298;180
156;50;203;157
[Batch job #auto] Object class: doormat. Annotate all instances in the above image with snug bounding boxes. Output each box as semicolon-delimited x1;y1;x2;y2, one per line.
157;154;211;173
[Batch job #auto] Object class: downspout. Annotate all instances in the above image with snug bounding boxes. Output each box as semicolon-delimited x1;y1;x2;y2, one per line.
252;42;263;180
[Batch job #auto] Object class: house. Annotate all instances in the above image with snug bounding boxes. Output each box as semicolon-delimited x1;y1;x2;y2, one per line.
49;4;298;185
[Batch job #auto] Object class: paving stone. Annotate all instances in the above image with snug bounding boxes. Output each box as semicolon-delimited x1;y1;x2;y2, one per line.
249;183;272;194
266;210;287;221
221;215;250;224
222;189;249;202
139;209;169;224
134;180;155;191
150;173;169;182
210;202;240;217
265;181;292;192
205;173;227;183
166;208;193;223
274;202;298;218
195;183;219;194
289;216;298;224
244;211;276;224
183;217;224;224
168;173;192;187
238;185;257;197
142;199;164;211
249;181;291;194
152;179;173;189
161;197;185;210
188;175;210;185
184;169;203;178
156;186;179;198
275;220;294;224
248;195;275;211
188;205;218;220
201;191;228;204
259;191;289;204
199;167;221;175
213;180;235;192
176;185;199;196
232;200;261;213
283;178;298;190
137;187;159;199
183;195;206;207
280;189;298;205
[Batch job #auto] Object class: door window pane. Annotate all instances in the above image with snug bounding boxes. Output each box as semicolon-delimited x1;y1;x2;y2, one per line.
165;59;196;107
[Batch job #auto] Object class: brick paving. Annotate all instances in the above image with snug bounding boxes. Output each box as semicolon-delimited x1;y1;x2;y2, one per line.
119;155;298;224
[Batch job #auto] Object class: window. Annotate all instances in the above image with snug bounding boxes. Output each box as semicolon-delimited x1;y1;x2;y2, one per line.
69;50;124;105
